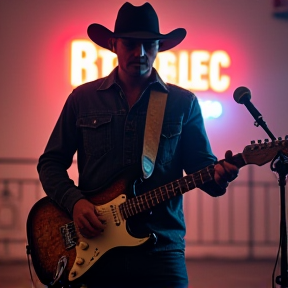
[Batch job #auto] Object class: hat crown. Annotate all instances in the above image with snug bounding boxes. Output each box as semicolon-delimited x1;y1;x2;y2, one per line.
114;2;160;34
87;2;186;52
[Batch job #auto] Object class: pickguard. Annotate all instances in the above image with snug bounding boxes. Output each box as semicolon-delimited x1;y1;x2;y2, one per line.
68;194;149;281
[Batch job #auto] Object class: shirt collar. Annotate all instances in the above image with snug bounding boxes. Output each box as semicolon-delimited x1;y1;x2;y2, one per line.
98;67;169;93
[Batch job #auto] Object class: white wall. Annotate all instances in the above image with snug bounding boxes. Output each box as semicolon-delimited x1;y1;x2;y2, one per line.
1;0;287;167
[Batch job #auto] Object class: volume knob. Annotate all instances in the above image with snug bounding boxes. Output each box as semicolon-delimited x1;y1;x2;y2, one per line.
76;257;85;265
79;241;89;250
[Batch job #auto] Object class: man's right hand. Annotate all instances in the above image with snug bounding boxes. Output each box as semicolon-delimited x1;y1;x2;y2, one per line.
73;198;106;238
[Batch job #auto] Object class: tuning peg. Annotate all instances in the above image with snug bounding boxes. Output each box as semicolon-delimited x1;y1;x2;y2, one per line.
264;139;269;143
257;140;262;144
285;135;288;140
278;137;282;140
251;140;255;144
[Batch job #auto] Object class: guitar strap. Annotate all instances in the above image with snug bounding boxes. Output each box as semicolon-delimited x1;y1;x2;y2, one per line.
142;89;168;179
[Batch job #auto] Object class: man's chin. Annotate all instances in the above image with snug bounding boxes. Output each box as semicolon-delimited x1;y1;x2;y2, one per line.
130;67;150;77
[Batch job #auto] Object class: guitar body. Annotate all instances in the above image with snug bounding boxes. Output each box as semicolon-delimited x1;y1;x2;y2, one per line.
26;165;149;286
27;196;75;285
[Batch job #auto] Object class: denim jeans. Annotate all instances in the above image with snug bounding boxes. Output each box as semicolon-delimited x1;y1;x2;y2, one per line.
70;247;189;288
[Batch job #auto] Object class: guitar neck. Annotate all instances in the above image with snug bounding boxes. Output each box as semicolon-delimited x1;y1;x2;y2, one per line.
120;153;246;219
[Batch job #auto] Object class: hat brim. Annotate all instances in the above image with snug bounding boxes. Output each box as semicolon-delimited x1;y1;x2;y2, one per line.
87;23;186;52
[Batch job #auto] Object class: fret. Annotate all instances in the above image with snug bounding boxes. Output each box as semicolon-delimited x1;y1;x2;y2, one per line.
174;182;179;196
155;189;162;204
148;192;154;206
172;182;176;196
139;194;146;211
144;193;150;209
180;180;186;195
197;173;201;183
160;186;166;201
125;201;132;216
167;183;174;199
184;177;190;191
122;200;131;219
166;183;172;198
155;189;160;204
153;192;157;205
131;199;138;215
168;184;174;198
180;179;186;194
136;197;142;213
171;184;176;196
176;180;181;195
119;205;124;220
177;183;181;195
128;200;135;217
131;199;139;215
121;203;129;219
200;171;204;184
191;174;196;188
121;203;126;219
126;202;132;217
206;166;213;181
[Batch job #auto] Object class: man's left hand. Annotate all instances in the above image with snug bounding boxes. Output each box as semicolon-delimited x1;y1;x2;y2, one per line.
214;150;239;189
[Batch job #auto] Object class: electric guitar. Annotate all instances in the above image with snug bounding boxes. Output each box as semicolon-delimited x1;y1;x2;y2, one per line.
26;138;288;286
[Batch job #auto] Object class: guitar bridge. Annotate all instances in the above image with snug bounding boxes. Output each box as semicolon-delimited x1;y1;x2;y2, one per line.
60;222;77;250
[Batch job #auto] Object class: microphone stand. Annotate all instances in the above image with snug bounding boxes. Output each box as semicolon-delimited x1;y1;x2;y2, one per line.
253;117;288;287
272;152;288;288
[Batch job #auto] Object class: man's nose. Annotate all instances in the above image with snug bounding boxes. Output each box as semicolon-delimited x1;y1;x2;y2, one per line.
134;43;145;57
140;44;145;57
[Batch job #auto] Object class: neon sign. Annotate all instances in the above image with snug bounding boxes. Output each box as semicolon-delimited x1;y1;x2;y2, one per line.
70;40;232;118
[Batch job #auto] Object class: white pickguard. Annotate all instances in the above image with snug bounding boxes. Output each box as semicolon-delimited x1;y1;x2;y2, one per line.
68;194;149;281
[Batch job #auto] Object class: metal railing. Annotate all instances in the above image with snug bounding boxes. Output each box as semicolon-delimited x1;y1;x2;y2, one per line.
0;158;281;261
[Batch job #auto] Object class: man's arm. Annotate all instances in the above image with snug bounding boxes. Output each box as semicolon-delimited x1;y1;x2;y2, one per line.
37;92;84;217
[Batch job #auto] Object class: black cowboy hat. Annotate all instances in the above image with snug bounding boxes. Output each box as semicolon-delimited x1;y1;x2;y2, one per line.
87;2;186;52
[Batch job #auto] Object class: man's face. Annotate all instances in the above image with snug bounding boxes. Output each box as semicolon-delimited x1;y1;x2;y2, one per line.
113;38;160;78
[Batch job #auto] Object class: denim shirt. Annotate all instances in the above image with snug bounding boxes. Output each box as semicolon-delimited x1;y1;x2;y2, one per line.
37;67;224;251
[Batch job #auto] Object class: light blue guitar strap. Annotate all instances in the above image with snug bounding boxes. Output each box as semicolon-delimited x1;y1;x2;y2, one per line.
142;90;167;179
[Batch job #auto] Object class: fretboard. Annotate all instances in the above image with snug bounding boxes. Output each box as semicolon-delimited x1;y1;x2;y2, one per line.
119;153;246;220
119;165;214;220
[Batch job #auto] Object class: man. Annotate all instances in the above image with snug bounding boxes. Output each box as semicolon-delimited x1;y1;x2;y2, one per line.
37;2;239;288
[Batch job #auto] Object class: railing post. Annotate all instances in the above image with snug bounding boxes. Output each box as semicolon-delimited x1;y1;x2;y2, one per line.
247;165;255;260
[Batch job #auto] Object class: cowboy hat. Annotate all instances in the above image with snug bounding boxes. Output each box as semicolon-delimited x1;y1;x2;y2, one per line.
87;2;186;52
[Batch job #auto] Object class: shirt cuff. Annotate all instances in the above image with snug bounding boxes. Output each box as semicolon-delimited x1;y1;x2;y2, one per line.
60;187;86;218
199;179;227;197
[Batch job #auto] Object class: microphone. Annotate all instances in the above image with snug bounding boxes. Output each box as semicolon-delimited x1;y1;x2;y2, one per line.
233;86;276;140
233;86;263;123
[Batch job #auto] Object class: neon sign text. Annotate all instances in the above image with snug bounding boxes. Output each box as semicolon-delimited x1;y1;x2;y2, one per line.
70;40;231;93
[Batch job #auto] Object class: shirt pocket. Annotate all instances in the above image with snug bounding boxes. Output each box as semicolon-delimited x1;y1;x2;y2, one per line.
157;120;182;165
76;114;113;158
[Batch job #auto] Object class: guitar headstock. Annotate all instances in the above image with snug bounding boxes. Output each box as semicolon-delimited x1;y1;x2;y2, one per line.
242;136;288;166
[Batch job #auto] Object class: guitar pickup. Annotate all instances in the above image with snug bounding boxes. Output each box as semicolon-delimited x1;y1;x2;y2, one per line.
60;222;77;250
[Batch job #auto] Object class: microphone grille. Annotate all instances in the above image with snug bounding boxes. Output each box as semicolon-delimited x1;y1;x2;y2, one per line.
233;86;251;104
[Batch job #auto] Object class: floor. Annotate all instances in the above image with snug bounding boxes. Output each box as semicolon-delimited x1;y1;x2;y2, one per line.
0;259;280;288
